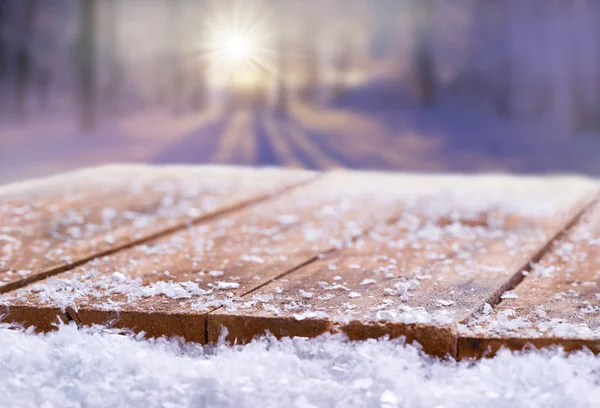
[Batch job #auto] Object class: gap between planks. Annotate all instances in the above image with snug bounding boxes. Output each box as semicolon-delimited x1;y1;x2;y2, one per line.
0;173;324;294
202;209;410;346
456;192;600;359
66;181;413;348
205;190;600;360
5;172;598;361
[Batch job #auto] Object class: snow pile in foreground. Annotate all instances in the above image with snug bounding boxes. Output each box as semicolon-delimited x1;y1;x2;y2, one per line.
0;323;598;408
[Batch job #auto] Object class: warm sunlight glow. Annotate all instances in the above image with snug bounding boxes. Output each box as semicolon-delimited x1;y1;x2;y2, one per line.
199;2;275;89
222;34;253;62
201;25;267;88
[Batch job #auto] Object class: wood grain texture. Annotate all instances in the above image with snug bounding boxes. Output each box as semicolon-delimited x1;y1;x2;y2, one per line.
1;169;598;359
1;170;434;340
459;201;600;359
0;165;316;292
208;175;598;357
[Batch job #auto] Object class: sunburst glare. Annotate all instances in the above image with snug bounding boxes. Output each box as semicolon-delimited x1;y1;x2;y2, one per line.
221;32;253;62
198;2;276;88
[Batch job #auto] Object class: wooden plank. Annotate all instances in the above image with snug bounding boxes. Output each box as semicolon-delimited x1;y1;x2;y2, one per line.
0;165;316;292
0;171;450;338
458;202;600;359
0;166;152;286
207;175;598;357
1;172;597;356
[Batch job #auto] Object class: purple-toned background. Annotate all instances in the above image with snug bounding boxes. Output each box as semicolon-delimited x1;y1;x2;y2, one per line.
1;0;600;183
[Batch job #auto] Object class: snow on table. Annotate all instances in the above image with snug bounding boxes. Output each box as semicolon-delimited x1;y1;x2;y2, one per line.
0;171;450;338
459;202;600;358
208;174;599;356
0;165;315;292
0;165;599;359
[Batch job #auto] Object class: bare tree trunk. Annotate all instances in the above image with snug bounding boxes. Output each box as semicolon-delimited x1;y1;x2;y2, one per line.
190;68;207;110
35;2;53;111
568;0;599;133
332;36;352;103
492;0;513;118
594;0;600;134
0;1;7;115
105;0;121;114
0;1;6;83
189;56;207;111
275;4;288;112
189;0;206;111
412;0;436;107
276;42;288;111
299;6;320;103
169;0;183;113
14;0;38;119
36;65;51;110
77;0;97;130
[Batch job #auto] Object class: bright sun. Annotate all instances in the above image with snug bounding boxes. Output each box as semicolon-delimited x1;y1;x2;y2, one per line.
223;34;253;62
201;3;273;87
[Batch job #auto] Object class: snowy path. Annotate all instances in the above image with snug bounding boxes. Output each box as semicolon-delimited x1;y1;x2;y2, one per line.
4;100;600;185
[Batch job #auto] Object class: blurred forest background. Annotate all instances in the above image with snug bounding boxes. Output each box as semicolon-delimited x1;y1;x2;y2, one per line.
2;0;600;183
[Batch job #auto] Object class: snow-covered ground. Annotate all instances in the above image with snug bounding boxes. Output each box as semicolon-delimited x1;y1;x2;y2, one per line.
3;94;600;186
0;323;598;408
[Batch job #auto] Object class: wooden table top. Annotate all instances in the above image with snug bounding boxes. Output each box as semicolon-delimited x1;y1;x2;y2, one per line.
1;165;598;359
